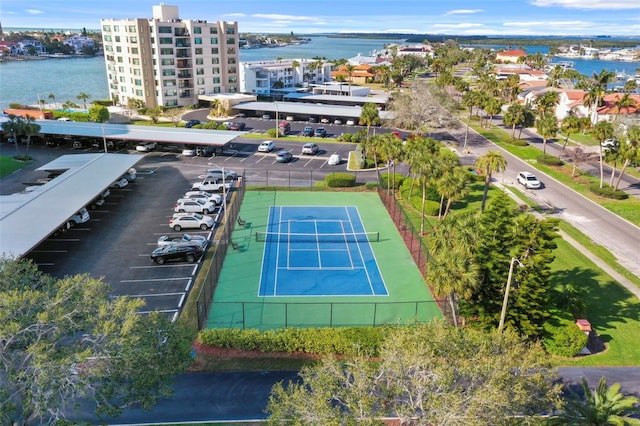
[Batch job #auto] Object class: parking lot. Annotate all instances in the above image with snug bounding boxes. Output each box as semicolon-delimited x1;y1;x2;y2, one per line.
8;136;379;319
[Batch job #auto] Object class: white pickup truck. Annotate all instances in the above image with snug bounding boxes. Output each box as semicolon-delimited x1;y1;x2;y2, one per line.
56;208;90;234
191;177;232;193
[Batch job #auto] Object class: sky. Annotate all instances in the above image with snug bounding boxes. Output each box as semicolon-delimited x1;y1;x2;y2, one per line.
1;0;640;37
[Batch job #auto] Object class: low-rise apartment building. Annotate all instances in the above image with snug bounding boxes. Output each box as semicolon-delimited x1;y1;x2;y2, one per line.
239;58;333;97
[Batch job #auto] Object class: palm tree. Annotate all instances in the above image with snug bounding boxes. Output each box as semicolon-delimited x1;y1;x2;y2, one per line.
613;93;637;120
62;100;79;111
503;103;527;141
614;125;640;190
359;102;380;140
76;92;92;110
21;116;41;156
560;114;582;150
1;115;23;152
475;151;507;211
552;377;640;426
48;92;56;108
344;64;356;95
536;112;559;155
461;90;483;151
592;120;614;188
483;97;503;128
436;167;470;219
534;90;560;116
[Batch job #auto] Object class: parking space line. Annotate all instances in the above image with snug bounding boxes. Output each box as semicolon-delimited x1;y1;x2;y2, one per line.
130;291;185;297
50;238;80;242
34;262;55;266
120;277;192;283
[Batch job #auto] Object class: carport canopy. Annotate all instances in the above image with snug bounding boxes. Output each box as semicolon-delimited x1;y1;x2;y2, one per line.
36;120;244;147
0;153;141;258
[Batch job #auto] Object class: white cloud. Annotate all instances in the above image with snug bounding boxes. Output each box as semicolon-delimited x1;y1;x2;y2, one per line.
503;20;593;28
251;13;323;23
432;23;484;29
223;13;246;18
445;9;483;15
531;0;640;9
26;9;44;15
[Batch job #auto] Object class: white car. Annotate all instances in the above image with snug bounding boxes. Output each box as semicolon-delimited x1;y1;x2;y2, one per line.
169;213;216;231
198;168;238;180
157;233;208;250
517;171;542;189
110;177;129;189
192;177;233;193
136;141;157;152
174;198;218;214
182;146;197;156
328;154;341;165
183;190;223;205
258;140;275;152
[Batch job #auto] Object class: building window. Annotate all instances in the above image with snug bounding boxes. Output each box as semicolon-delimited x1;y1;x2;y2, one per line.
116;46;122;53
159;37;172;44
210;27;218;34
130;36;137;43
128;25;136;33
198;88;206;95
195;58;203;65
160;48;173;55
165;100;178;107
211;58;219;64
211;47;219;55
194;27;202;34
226;28;235;35
212;67;220;74
159;26;172;34
227;47;236;55
194;37;202;45
227;58;236;64
119;76;125;82
213;87;220;94
132;58;140;65
161;58;174;65
226;38;235;45
117;56;123;63
196;68;204;75
228;67;236;74
118;66;125;72
134;79;142;86
105;45;113;52
228;76;237;83
164;80;176;87
213;77;220;84
131;47;139;54
113;25;120;32
210;37;218;44
197;78;205;85
115;36;121;42
162;69;176;76
133;69;141;75
104;35;112;42
103;25;111;32
195;48;203;55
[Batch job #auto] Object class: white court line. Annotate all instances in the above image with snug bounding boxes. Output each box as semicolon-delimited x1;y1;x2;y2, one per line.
314;220;322;268
274;206;283;296
346;207;376;295
339;220;356;269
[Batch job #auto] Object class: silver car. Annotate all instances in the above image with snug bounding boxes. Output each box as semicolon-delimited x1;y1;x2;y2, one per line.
157;233;208;250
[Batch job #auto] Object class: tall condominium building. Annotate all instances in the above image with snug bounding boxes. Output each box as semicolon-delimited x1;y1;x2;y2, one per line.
100;4;239;109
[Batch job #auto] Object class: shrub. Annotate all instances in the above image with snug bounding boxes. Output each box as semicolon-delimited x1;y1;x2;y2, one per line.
509;139;529;146
537;154;564;166
325;173;356;187
588;183;628;200
265;128;277;138
338;133;352;142
380;172;406;189
399;178;440;216
197;326;388;356
365;182;378;190
542;319;588;357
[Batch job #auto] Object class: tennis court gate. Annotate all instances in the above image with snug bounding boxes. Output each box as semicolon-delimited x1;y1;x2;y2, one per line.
194;173;247;330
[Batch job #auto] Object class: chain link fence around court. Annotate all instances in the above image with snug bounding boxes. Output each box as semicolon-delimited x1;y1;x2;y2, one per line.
244;169;377;190
192;174;453;330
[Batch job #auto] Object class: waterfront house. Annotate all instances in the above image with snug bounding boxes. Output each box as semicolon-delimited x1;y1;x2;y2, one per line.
495;49;526;64
239;58;332;97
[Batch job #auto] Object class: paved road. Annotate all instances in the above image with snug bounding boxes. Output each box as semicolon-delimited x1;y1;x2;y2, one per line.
67;367;640;424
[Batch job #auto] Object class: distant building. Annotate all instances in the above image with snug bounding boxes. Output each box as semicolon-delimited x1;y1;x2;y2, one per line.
331;64;376;85
100;4;239;109
239;58;332;97
496;49;526;64
63;36;95;54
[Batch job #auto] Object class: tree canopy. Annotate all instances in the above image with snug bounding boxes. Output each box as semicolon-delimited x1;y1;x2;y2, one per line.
0;257;193;425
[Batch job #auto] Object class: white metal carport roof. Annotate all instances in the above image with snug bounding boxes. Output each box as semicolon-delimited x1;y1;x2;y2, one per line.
0;153;141;258
37;120;244;147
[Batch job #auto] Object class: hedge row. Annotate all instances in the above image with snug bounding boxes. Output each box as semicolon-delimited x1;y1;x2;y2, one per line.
537;154;564;166
589;183;629;200
198;326;388;356
380;172;406;189
325;173;356;187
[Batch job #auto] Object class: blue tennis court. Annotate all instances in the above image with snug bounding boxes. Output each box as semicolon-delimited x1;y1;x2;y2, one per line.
258;206;388;297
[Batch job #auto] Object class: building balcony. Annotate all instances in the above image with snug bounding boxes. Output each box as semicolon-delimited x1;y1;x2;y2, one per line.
176;60;192;68
177;71;192;78
179;90;192;98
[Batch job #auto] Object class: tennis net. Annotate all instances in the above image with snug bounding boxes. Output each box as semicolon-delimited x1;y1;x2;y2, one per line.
255;231;379;243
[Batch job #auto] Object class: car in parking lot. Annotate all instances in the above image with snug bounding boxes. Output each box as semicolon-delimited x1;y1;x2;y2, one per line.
183;190;222;205
328;153;341;165
258;140;276;152
157;233;208;250
302;126;314;137
110;177;129;189
262;113;271;119
182;146;197;156
135;141;157;152
229;122;246;131
184;119;200;128
88;189;110;210
198;168;238;180
314;127;327;138
334;119;343;125
191;177;233;193
196;146;215;157
320;118;330;124
517;171;542;189
346;119;356;126
169;213;216;231
302;143;319;155
276;150;293;163
151;244;203;264
174;198;218;214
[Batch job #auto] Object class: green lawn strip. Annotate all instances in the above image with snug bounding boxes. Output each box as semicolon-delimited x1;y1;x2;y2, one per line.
558;131;598;146
547;237;640;366
0;155;32;178
556;221;640;290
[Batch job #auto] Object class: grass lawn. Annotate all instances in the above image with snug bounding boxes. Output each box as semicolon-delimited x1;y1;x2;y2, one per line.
0;155;32;178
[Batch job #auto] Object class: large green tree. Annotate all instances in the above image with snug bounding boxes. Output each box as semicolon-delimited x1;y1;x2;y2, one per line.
0;257;193;425
267;321;562;425
536;112;559;155
592;120;615;188
20;116;41;156
88;104;110;123
475;151;507;211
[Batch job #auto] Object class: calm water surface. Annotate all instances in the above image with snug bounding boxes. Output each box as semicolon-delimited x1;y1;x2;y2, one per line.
1;36;637;110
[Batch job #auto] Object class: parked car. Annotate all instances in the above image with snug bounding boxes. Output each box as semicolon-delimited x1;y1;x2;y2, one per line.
110;177;129;189
276;150;294;163
196;146;216;157
72;139;91;149
191;177;233;193
182;146;197;156
258;140;276;152
314;127;327;138
308;117;318;123
278;121;290;136
183;190;223;205
151;244;203;265
262;114;271;119
334;119;343;125
302;143;319;155
136;141;156;152
320;118;330;124
174;198;218;214
328;154;341;165
57;117;72;122
346;119;356;126
198;168;238;180
169;213;216;231
56;207;91;234
184;119;200;128
229;122;246;131
302;126;314;137
517;171;542;189
106;139;128;151
122;168;136;182
88;189;110;210
601;138;618;152
157;233;208;250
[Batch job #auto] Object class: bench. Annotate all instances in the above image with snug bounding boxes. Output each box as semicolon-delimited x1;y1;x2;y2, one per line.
237;217;246;226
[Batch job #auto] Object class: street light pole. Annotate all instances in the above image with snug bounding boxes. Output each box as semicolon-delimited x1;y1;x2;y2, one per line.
101;123;108;153
208;162;228;241
274;102;279;139
498;257;522;332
